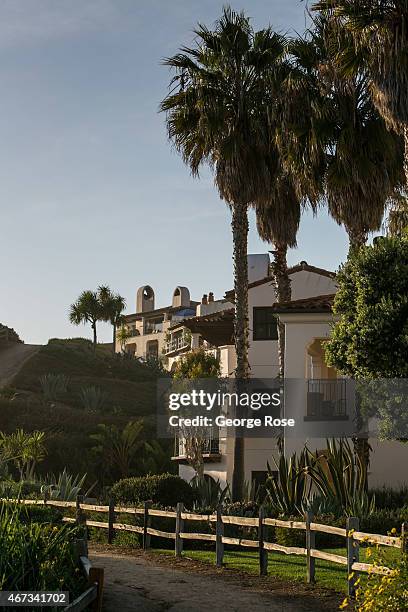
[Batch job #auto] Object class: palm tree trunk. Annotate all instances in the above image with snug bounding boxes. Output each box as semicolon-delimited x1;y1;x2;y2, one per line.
92;321;97;349
347;226;367;255
353;389;370;491
231;201;249;502
231;201;250;379
271;243;291;380
404;126;408;191
112;323;117;355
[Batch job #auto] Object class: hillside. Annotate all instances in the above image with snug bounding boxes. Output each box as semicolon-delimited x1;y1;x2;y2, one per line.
0;338;172;485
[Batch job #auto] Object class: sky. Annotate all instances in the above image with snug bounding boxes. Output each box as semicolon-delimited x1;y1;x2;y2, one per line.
0;0;350;345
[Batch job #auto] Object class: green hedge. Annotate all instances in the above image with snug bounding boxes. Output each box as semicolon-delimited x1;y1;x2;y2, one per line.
360;507;408;535
110;473;195;508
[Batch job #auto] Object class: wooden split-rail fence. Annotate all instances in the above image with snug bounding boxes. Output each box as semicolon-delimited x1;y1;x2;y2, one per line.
15;496;408;598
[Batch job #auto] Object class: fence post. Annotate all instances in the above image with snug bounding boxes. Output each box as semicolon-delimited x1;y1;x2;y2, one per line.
143;501;151;550
259;506;268;576
305;511;315;584
76;494;87;546
401;522;408;556
175;502;184;558
89;566;104;612
347;517;360;598
216;505;224;568
43;488;49;505
76;494;84;525
108;499;115;545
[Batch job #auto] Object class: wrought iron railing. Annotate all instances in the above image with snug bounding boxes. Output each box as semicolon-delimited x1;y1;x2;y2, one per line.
307;379;347;418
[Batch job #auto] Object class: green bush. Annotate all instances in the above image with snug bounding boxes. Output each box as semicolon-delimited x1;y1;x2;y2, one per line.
111;473;195;508
25;505;63;525
0;502;63;525
275;514;346;549
0;480;42;499
360;507;408;535
369;486;408;510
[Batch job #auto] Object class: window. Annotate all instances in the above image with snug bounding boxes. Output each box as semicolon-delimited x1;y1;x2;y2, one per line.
253;307;278;341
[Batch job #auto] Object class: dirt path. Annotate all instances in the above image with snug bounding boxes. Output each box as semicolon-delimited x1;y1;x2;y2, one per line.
90;547;341;612
0;343;40;387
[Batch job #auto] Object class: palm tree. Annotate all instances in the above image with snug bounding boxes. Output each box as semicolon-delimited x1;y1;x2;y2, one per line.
69;290;102;348
117;324;132;353
91;420;145;480
97;285;126;354
160;7;287;500
314;1;408;186
0;430;46;481
284;15;403;253
255;174;301;378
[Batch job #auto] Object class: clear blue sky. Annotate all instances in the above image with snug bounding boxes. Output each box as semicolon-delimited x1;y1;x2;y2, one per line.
0;0;349;345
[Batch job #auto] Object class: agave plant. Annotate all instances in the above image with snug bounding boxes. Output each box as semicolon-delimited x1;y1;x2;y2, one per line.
266;450;312;515
78;385;107;412
190;476;230;510
302;492;343;517
41;469;95;501
304;438;376;517
39;374;69;402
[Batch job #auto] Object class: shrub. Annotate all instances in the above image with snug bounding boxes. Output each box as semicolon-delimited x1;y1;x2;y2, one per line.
352;553;408;611
39;373;69;401
360;507;408;535
79;386;107;412
41;469;96;501
172;348;221;379
223;500;259;517
21;504;63;525
275;514;346;549
0;502;83;593
111;473;195;508
190;476;229;510
0;480;42;499
369;486;408;510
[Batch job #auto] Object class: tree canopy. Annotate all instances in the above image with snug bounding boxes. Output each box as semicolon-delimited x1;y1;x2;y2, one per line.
325;236;408;377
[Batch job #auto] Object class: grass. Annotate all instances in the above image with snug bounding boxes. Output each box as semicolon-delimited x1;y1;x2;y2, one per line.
151;546;401;594
0;338;172;480
11;337;161;415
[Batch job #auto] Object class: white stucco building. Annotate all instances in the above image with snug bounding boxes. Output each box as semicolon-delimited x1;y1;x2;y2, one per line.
117;255;408;490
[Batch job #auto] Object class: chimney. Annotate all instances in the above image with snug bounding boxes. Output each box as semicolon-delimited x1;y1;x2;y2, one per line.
208;292;214;303
201;294;208;305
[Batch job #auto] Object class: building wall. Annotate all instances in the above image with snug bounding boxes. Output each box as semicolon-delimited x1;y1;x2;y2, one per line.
282;313;408;488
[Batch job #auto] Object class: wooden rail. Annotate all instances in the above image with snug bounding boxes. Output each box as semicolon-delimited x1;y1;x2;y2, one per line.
10;497;408;599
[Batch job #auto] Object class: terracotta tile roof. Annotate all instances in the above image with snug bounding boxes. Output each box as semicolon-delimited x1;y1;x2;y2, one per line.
287;261;336;278
224;261;336;301
271;294;335;313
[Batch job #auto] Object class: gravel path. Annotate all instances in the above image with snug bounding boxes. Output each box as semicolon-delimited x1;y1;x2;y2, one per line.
0;343;40;387
90;547;341;612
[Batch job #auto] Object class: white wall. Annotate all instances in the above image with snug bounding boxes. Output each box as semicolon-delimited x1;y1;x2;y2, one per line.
290;271;337;300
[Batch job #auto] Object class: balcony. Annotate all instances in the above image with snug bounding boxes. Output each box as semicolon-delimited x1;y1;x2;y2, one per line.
164;335;190;356
305;379;348;421
172;431;221;463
